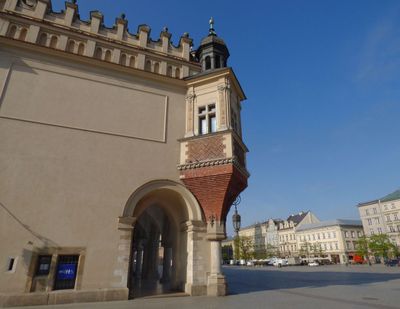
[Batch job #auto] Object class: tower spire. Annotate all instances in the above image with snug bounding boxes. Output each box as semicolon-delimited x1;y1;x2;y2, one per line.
209;17;216;36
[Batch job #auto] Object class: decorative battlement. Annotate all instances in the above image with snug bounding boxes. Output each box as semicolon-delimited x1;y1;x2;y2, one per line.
0;0;201;78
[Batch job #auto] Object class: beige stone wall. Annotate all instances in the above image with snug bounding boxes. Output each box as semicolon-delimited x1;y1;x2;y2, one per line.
0;43;189;293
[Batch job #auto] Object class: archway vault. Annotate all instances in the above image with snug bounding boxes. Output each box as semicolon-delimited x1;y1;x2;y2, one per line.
121;179;204;223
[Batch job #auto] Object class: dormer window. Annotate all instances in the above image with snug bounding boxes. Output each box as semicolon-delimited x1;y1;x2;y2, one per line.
198;104;216;135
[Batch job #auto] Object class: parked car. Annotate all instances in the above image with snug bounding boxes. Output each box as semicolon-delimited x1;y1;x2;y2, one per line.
273;258;288;267
308;261;319;267
385;259;400;267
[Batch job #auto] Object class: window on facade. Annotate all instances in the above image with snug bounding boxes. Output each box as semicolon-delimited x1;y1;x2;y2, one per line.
367;218;372;225
394;213;398;221
397;225;400;232
7;257;16;272
198;104;216;135
389;226;395;232
332;232;336;238
322;233;325;239
317;233;320;240
377;227;382;234
54;255;79;290
351;231;355;238
77;43;85;56
386;215;391;222
370;229;374;235
104;50;112;62
35;255;52;276
49;36;58;49
335;243;338;250
205;56;211;70
365;209;370;216
327;232;331;239
374;217;380;224
38;33;47;46
345;231;349;238
19;28;27;41
373;208;377;214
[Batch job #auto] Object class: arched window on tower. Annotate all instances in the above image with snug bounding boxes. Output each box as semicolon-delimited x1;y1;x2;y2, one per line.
94;47;103;60
77;43;85;55
104;50;112;62
167;65;172;77
7;25;17;38
205;56;211;70
154;62;160;74
215;55;221;69
145;60;152;72
67;40;75;53
129;56;135;68
38;33;47;46
120;54;127;66
19;28;27;41
49;36;58;49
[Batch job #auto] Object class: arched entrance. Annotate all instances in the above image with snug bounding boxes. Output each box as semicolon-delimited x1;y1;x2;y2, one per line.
120;180;204;298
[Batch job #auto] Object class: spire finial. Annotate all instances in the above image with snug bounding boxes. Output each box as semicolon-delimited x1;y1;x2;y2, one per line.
209;17;216;36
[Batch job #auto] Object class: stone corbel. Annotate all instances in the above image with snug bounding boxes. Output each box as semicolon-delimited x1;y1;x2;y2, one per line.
206;219;226;241
117;216;136;230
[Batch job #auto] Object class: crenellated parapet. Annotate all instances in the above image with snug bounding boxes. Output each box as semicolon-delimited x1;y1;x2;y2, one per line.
0;0;201;78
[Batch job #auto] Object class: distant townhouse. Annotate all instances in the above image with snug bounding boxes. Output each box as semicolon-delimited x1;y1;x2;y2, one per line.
358;188;400;246
296;220;364;264
277;211;319;257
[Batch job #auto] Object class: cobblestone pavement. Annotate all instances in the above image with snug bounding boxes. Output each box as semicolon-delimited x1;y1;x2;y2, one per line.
12;265;400;309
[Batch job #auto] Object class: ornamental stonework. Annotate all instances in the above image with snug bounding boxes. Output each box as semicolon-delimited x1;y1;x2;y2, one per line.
185;135;225;163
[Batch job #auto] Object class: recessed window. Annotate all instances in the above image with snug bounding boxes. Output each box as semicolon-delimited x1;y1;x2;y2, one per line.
35;255;52;276
54;255;79;290
198;104;216;135
7;257;15;272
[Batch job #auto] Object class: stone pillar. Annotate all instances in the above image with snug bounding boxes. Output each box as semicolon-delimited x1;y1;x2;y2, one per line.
111;216;136;299
185;89;195;137
161;247;172;283
217;79;231;131
206;221;226;296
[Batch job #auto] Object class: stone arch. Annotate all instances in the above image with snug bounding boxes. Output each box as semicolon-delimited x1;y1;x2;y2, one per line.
153;62;160;74
118;180;205;298
145;60;152;72
38;32;47;46
18;28;27;41
122;180;203;222
120;53;127;66
104;50;112;62
175;67;180;79
7;24;17;38
94;47;103;59
77;42;85;55
49;35;58;49
67;40;75;53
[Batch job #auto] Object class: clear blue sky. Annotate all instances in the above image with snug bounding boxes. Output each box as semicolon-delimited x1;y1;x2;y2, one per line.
52;0;400;235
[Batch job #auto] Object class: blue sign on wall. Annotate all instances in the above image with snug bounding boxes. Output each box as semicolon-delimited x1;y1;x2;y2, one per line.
57;263;77;280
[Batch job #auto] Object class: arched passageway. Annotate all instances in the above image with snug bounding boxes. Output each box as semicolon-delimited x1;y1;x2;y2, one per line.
120;180;204;298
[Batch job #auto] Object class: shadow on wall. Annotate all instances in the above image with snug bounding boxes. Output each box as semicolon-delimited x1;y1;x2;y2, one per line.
224;267;400;295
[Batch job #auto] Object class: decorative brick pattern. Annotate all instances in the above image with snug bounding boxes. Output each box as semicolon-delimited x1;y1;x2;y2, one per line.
233;139;246;168
181;164;248;222
186;135;225;163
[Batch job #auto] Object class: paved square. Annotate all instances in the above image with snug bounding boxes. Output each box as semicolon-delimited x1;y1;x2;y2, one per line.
11;265;400;309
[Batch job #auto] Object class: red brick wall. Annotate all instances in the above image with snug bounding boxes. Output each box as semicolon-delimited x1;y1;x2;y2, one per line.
181;164;247;222
185;135;225;163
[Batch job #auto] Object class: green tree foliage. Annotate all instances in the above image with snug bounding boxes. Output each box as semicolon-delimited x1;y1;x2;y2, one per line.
368;234;397;259
235;236;254;261
355;235;370;260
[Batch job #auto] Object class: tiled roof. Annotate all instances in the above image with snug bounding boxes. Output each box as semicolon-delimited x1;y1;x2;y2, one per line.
381;189;400;202
287;211;308;224
358;188;400;206
296;219;362;232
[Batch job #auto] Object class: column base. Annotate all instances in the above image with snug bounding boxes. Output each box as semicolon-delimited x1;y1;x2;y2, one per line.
185;283;207;296
207;274;227;296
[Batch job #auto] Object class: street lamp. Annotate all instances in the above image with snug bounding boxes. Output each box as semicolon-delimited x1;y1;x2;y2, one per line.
232;195;241;236
232;196;241;261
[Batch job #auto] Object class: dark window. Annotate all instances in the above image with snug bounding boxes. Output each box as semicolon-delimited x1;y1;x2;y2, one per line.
7;258;15;271
205;56;211;70
35;255;52;276
215;55;221;68
54;255;79;290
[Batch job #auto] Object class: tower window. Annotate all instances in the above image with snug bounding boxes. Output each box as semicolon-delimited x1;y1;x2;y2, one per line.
35;255;52;276
198;104;216;135
205;56;211;70
215;55;221;69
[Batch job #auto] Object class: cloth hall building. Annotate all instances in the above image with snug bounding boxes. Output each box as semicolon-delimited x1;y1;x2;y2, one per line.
0;0;249;306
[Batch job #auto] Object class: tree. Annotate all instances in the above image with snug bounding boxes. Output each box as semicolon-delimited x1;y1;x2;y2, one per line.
312;242;324;258
299;241;310;260
235;236;254;261
355;235;370;263
368;234;397;260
